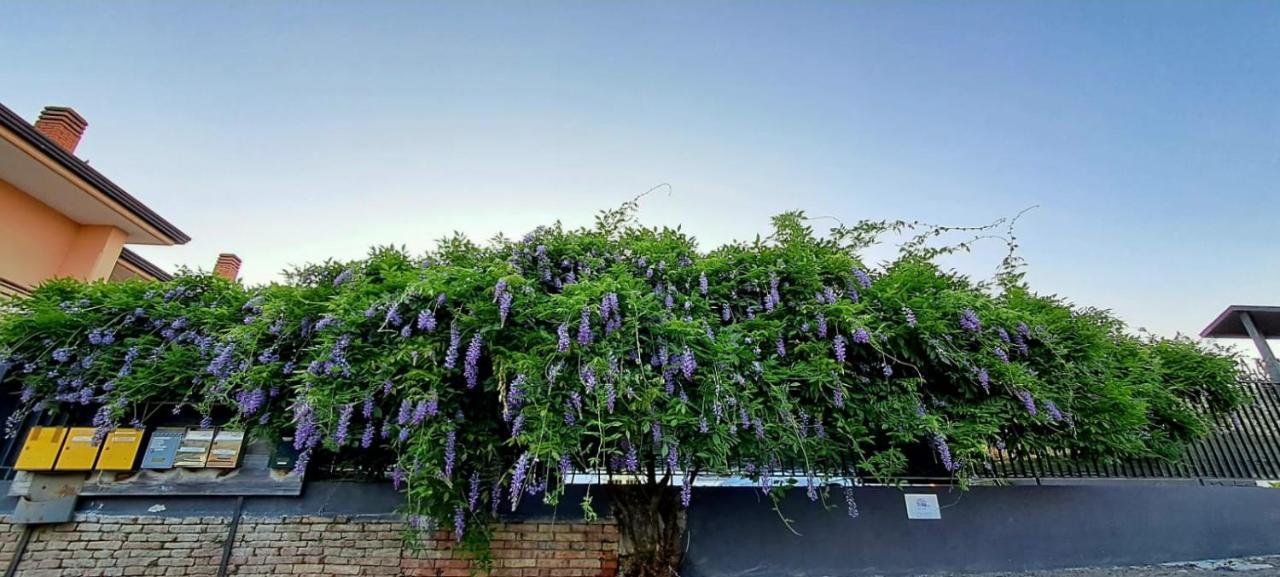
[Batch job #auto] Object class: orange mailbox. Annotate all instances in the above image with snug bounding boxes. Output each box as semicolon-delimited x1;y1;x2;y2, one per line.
15;427;67;471
96;429;145;471
55;427;102;471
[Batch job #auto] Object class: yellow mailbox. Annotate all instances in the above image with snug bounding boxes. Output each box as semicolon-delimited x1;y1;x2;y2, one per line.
55;427;102;471
15;426;67;471
96;429;145;471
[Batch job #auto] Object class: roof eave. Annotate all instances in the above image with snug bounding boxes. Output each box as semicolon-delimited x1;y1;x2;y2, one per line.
0;103;191;245
119;248;174;282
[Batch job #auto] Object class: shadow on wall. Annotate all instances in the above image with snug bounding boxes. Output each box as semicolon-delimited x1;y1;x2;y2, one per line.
682;484;1280;577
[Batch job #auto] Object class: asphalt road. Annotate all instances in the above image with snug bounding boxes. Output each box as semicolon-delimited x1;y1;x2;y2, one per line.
927;557;1280;577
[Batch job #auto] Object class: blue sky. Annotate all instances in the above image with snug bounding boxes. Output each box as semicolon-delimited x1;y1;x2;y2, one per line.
2;2;1277;345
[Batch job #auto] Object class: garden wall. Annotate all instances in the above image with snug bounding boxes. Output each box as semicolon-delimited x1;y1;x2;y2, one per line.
1;481;1279;576
0;513;618;577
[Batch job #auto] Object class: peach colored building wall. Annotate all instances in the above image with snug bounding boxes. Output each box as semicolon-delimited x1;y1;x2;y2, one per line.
0;177;126;292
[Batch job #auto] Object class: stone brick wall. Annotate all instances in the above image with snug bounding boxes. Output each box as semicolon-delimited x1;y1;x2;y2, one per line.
0;514;618;577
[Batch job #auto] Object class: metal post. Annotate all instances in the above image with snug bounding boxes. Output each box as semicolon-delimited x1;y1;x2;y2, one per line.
3;525;34;577
1239;312;1280;383
217;496;245;577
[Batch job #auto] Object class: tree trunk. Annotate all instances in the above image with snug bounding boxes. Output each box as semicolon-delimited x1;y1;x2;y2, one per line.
609;483;686;577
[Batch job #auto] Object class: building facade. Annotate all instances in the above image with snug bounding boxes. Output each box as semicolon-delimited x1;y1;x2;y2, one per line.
0;103;191;296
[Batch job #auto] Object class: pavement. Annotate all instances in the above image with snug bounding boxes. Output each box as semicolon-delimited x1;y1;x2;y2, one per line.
931;557;1280;577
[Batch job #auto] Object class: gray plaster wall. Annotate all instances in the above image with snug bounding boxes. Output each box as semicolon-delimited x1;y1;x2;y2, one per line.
682;484;1280;576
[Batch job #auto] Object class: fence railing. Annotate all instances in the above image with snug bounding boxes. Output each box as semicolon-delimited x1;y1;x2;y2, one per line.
987;378;1280;481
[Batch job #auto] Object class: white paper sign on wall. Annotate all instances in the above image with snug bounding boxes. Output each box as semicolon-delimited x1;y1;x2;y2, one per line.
904;493;941;520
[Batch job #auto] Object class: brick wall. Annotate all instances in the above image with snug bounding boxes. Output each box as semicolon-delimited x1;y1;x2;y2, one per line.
0;515;618;577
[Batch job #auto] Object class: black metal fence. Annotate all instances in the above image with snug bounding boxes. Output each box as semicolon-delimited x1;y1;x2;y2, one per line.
988;369;1280;481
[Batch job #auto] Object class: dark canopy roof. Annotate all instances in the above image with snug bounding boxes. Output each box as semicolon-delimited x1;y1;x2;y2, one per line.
1200;306;1280;339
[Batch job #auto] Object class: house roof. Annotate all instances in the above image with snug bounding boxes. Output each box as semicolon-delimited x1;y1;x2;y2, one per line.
119;248;174;282
0;102;190;245
1200;305;1280;339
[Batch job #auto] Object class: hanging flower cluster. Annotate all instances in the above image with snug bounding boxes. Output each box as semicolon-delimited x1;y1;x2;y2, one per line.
0;207;1244;551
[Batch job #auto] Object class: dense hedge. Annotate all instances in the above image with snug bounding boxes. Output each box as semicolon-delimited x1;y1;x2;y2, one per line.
0;206;1242;546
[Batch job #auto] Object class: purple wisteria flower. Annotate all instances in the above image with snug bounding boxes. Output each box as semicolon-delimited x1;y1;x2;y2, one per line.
468;472;481;511
508;453;533;511
511;413;525;437
397;399;413;426
994;347;1009;363
852;268;872;289
959;308;981;333
443;429;457;478
334;403;354;446
1044;400;1064;422
852;328;870;344
680;347;697;380
775;337;787;358
721;304;731;322
498;292;513;325
904;307;917;327
581;366;597;393
385;306;403;328
444;326;461;369
699;272;709;296
977;368;990;393
292;403;319;451
681;472;693;507
625;443;639;473
391;465;405;489
1016;390;1038;416
235;389;266;416
361;424;375;449
833;335;847;363
931;433;958;472
464;333;483;389
816;312;828;338
882;364;893;378
605;382;617;413
833;386;845;408
578;306;594;346
416;309;437;332
453;506;466;542
88;329;116;346
412;400;429;425
332;268;354;286
557;323;570;353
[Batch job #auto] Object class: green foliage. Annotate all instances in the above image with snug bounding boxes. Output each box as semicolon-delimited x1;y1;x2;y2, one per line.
0;207;1242;542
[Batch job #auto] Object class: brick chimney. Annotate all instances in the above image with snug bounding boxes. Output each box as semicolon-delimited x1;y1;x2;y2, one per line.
33;106;89;154
213;253;242;281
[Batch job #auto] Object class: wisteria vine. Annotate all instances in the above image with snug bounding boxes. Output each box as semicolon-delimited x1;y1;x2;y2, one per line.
0;206;1243;552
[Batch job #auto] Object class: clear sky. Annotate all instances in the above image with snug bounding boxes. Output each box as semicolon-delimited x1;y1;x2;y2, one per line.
1;2;1277;346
